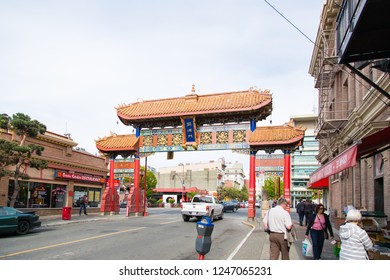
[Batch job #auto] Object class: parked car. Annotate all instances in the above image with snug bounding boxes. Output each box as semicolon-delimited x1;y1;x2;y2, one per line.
0;206;41;235
240;201;248;208
222;201;237;212
230;199;240;211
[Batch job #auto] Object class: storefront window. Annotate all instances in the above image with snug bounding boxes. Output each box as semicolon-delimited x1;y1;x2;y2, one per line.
8;181;67;208
29;182;51;208
74;186;101;207
51;185;67;208
74;187;87;207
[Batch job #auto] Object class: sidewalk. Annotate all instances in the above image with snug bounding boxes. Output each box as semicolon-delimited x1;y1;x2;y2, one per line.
232;209;339;260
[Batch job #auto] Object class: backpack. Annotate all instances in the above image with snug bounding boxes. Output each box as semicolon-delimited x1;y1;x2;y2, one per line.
79;197;85;205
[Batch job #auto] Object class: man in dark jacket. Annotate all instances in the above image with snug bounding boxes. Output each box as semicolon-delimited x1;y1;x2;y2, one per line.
303;199;314;226
296;200;305;226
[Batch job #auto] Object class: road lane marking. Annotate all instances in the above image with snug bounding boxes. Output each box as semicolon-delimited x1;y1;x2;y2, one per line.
226;221;256;260
159;219;181;225
0;227;145;259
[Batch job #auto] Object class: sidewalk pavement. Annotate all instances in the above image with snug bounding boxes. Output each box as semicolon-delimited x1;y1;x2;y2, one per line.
232;209;340;260
38;208;339;260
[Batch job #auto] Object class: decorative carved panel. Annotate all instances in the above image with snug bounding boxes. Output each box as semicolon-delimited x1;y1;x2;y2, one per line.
216;131;228;144
233;130;246;143
157;135;168;146
200;132;212;145
143;135;153;146
172;134;182;146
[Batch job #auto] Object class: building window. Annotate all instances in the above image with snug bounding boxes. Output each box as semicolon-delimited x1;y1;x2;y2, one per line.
7;181;68;208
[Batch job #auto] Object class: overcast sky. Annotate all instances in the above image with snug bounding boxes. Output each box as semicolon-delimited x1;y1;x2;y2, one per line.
0;0;324;172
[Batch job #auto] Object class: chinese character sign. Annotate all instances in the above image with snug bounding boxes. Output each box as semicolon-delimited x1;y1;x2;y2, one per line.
183;117;196;143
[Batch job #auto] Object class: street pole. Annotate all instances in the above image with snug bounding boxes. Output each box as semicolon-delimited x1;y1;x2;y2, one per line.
182;163;185;202
144;156;148;216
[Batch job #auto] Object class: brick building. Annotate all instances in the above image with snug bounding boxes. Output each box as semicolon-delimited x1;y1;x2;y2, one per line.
308;0;390;223
0;129;108;215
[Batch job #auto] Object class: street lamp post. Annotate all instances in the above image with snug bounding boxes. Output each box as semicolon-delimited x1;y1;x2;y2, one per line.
179;163;185;203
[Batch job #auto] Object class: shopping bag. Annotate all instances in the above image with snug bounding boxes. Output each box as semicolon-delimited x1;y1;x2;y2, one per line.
302;238;313;257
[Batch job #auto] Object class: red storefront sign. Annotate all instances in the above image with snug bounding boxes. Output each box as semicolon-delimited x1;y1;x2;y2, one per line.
309;144;357;185
55;170;106;183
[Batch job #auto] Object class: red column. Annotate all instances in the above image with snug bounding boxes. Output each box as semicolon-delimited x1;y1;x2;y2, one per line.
247;150;256;220
109;158;115;212
283;150;291;213
134;155;140;213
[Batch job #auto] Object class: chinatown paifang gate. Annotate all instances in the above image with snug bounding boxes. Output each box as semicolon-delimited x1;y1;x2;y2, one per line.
96;86;305;219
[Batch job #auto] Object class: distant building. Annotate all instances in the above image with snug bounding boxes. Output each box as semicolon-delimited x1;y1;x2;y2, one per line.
255;153;284;200
224;162;246;190
290;115;320;206
155;159;227;202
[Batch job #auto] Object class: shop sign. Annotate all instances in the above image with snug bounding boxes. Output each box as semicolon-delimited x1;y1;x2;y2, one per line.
55;170;105;183
106;179;120;188
309;144;357;185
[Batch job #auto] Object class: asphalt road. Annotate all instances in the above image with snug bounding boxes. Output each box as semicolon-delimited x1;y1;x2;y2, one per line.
0;207;252;260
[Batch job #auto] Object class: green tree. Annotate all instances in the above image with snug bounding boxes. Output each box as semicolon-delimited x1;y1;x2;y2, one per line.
219;187;241;201
239;185;249;201
263;176;284;200
0;113;48;207
139;167;157;199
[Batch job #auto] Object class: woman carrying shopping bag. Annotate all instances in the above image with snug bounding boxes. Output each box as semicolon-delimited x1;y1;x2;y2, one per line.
305;204;334;260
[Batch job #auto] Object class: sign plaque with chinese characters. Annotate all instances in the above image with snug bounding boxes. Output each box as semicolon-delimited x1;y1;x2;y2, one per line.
181;116;197;147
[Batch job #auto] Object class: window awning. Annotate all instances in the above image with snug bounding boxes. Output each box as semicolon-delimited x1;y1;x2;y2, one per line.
308;177;329;189
357;126;390;158
309;144;357;186
308;126;390;188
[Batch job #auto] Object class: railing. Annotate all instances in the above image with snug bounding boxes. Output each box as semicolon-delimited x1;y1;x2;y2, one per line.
336;0;362;60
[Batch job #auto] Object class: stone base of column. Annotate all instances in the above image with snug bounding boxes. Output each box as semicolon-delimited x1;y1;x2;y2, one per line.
99;187;120;214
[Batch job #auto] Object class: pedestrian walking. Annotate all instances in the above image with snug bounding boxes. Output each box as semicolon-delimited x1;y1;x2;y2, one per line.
303;199;314;226
79;195;88;216
305;204;334;260
263;197;293;260
296;200;305;226
339;209;373;260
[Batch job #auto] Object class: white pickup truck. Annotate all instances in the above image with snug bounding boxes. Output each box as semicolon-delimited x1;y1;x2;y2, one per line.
181;195;224;222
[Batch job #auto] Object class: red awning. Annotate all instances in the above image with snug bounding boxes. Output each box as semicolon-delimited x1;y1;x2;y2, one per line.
308;177;329;189
309;144;357;186
308;126;389;188
357;126;390;158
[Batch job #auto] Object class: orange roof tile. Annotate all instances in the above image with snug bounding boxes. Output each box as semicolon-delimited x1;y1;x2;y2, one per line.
249;123;305;147
95;133;139;153
116;88;272;127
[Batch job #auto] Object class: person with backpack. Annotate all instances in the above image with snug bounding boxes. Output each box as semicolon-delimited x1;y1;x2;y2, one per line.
296;200;305;226
79;194;88;216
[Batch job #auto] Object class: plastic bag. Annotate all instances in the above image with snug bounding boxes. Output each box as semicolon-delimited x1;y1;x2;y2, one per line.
302;238;313;257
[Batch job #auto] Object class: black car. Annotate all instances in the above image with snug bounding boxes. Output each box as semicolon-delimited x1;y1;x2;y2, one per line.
230;199;240;211
0;206;41;235
222;201;237;212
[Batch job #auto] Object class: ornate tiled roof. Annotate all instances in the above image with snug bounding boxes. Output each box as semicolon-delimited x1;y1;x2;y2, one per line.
95;133;139;153
116;86;272;128
248;122;305;147
95;123;305;154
